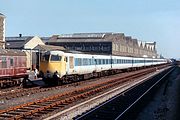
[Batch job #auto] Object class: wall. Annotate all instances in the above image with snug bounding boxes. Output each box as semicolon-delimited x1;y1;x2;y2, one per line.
0;15;5;48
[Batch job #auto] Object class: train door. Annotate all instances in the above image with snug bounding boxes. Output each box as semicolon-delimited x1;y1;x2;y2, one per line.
65;56;74;75
69;56;74;73
10;57;14;76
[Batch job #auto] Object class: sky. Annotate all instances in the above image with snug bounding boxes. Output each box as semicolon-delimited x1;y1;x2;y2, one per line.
0;0;180;58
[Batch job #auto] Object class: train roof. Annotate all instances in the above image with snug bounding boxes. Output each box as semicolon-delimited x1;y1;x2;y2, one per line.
45;50;165;59
0;49;26;56
48;50;113;56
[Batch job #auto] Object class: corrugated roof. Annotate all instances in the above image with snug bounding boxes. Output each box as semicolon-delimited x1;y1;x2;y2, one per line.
34;44;66;51
41;37;50;43
50;38;111;43
5;36;33;49
0;48;26;56
58;33;111;39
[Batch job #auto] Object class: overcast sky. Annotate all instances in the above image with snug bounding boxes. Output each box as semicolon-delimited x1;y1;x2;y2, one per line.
0;0;180;58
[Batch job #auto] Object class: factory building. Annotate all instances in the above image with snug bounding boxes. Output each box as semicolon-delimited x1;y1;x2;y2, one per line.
46;33;158;58
0;13;5;48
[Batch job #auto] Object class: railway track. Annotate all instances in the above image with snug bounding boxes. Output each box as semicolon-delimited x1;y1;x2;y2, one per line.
0;65;168;101
0;65;169;119
74;66;174;120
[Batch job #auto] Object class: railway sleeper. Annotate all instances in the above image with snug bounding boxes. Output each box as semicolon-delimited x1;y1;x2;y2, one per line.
28;105;41;108
0;114;14;117
43;108;57;112
16;109;29;112
7;111;21;115
21;107;36;110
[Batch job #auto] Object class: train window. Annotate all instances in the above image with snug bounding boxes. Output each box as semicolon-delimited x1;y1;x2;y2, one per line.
83;58;88;65
110;59;113;64
106;59;108;64
89;59;91;65
78;58;82;66
115;59;117;64
2;57;7;68
94;59;97;64
99;59;101;65
95;59;99;65
10;58;13;66
103;59;105;64
99;59;102;65
91;59;94;65
96;59;98;65
50;55;61;61
75;58;77;65
22;57;26;67
75;58;79;66
18;57;22;67
0;57;1;68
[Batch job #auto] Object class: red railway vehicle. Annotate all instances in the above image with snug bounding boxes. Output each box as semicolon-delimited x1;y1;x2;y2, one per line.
0;49;28;88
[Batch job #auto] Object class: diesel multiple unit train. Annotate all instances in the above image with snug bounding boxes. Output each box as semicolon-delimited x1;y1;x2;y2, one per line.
39;50;167;85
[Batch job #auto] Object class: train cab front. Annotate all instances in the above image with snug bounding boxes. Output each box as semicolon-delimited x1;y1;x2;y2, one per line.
39;51;66;86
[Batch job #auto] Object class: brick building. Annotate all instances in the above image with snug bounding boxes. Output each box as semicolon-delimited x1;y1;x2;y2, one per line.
6;35;45;69
46;33;158;58
0;13;5;48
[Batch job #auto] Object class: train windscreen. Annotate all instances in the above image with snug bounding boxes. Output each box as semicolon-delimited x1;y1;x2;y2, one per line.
50;55;62;61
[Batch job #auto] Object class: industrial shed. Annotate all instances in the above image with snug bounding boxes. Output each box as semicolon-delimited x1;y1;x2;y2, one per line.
46;33;158;58
5;35;45;69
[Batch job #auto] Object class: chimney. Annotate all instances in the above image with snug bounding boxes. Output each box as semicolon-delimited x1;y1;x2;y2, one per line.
19;34;22;37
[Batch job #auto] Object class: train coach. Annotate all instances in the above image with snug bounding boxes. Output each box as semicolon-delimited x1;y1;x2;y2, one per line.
39;50;167;85
0;49;27;80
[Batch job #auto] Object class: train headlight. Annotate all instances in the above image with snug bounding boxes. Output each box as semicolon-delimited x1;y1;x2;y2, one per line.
56;74;60;78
